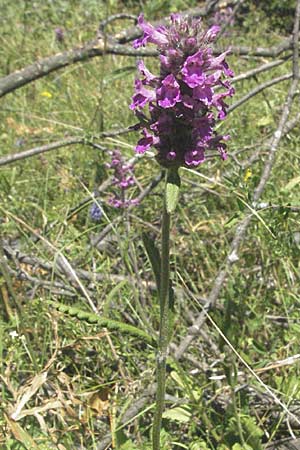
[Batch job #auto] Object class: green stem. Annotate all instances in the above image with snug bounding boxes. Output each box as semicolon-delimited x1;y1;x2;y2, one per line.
232;388;245;447
152;174;171;450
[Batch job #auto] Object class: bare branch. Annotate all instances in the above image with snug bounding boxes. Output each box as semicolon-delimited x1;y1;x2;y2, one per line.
228;73;292;114
0;126;134;167
98;13;137;33
0;137;83;167
231;57;290;84
283;110;300;135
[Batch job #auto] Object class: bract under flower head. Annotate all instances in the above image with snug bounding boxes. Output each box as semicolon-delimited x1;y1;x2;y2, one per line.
131;13;235;168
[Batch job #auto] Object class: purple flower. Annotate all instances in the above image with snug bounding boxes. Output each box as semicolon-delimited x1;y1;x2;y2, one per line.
137;60;156;84
182;50;206;88
133;14;168;49
130;14;235;168
184;147;205;166
193;84;213;106
156;74;181;108
54;27;65;43
205;25;221;42
209;50;234;76
192;116;214;141
90;202;102;221
212;7;235;35
136;128;159;153
106;150;139;208
130;80;155;110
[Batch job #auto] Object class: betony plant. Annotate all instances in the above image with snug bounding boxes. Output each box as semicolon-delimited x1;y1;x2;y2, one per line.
130;13;234;449
106;149;139;208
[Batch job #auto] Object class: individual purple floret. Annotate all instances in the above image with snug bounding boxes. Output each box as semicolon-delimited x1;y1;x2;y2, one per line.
90;202;102;221
54;27;65;43
130;14;235;168
106;150;139;208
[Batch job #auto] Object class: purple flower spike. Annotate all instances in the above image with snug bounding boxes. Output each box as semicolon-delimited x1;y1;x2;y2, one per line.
130;14;235;168
106;150;139;209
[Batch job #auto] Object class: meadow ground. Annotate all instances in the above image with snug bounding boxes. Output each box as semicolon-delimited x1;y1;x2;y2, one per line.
1;1;300;449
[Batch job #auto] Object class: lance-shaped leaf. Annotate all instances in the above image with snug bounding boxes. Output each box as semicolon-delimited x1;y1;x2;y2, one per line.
48;301;155;345
142;232;161;293
165;168;181;213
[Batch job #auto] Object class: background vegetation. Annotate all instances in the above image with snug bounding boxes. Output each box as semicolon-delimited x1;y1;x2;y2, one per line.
1;1;300;449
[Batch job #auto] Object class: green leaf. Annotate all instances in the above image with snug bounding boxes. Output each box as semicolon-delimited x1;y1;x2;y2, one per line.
142;232;161;292
236;197;245;211
257;116;273;127
242;416;263;449
224;415;263;450
119;439;139;450
190;441;210;450
224;213;241;229
282;175;300;192
104;279;128;316
162;406;192;423
170;370;186;389
48;301;154;345
4;413;39;450
168;279;175;340
165;168;181;213
142;233;174;313
232;444;253;450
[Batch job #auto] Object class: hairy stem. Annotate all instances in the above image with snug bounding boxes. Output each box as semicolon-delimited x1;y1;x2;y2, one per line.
152;174;171;450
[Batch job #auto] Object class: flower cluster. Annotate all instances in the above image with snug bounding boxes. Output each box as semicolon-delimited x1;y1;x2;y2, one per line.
212;6;235;32
130;14;235;168
90;200;103;221
106;150;139;208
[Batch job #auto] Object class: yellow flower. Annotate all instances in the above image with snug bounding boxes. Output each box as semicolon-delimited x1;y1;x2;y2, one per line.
244;168;252;182
41;91;53;98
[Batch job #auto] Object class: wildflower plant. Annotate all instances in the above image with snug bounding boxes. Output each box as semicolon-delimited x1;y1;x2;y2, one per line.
130;13;235;450
90;150;138;222
106;149;139;208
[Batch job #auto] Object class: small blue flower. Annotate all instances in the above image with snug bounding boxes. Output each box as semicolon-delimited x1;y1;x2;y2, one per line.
90;202;102;221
